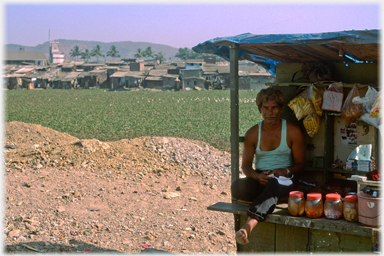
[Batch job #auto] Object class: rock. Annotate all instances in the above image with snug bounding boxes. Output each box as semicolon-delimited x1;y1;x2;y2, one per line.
57;206;65;212
189;197;198;201
163;192;180;199
217;230;226;236
8;229;20;237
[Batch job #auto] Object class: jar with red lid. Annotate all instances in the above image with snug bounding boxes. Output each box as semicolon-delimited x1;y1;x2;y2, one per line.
305;193;323;218
343;195;358;222
288;191;305;216
324;193;342;219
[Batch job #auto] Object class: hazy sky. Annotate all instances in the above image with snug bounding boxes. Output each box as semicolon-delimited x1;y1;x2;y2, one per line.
3;3;381;49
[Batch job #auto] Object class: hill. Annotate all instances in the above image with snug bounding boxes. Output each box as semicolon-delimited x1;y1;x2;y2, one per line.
5;39;181;62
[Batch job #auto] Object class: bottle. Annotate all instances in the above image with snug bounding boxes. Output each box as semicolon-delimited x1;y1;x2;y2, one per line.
305;193;323;218
343;195;358;222
324;193;343;219
288;191;305;216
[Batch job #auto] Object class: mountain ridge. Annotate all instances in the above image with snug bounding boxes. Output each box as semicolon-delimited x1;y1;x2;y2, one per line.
5;39;181;62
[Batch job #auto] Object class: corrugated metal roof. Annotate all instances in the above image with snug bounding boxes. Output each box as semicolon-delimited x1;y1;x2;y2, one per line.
15;67;35;73
110;72;128;78
145;76;163;81
6;51;47;61
149;69;168;76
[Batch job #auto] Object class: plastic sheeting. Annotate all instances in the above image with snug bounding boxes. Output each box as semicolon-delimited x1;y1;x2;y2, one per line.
192;29;379;76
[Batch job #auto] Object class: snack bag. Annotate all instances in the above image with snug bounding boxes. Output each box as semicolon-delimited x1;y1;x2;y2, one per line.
352;86;378;113
303;110;320;137
288;86;314;120
370;94;381;118
341;85;364;125
322;82;343;112
311;85;323;116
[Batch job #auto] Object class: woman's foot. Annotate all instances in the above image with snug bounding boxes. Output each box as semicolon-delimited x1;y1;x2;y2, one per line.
235;228;249;245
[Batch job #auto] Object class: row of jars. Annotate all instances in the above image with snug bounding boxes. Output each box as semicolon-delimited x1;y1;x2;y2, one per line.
288;191;359;222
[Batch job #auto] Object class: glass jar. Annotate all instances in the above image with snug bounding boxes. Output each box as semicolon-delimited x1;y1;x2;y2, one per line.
288;191;305;216
324;193;343;219
305;193;323;218
343;195;358;222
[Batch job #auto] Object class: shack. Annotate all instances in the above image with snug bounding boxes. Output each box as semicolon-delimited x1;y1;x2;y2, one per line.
193;29;380;253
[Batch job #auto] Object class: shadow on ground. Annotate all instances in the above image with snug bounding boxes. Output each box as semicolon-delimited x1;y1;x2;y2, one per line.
5;240;172;254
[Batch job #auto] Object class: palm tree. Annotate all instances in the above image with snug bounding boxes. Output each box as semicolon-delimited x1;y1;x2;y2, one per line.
175;47;191;61
91;45;105;63
106;45;120;61
81;49;91;63
144;46;155;60
155;51;166;64
134;48;144;58
69;45;83;61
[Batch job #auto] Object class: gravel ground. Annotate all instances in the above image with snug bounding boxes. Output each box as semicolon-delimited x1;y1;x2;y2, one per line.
4;121;238;254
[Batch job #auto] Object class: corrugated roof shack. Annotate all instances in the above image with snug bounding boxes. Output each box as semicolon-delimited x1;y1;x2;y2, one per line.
193;29;380;253
110;71;128;90
5;51;48;66
249;72;274;90
162;74;179;90
124;71;145;89
76;69;108;89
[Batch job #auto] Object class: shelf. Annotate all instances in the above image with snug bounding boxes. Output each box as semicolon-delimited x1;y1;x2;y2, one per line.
303;166;324;172
326;168;369;176
266;82;378;89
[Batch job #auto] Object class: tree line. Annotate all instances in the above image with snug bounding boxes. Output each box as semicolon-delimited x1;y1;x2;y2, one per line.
69;45;219;63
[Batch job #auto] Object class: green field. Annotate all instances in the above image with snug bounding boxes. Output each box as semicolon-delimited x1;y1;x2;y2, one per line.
5;89;263;152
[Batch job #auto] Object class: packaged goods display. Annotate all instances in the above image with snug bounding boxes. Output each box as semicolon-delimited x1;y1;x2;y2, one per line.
311;85;323;116
288;96;313;120
324;193;343;220
370;94;381;118
288;191;305;216
322;82;344;112
343;195;358;222
341;85;364;125
303;110;320;137
305;193;323;218
288;84;322;121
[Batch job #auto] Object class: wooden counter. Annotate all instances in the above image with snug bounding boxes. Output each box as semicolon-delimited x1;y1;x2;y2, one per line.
208;202;380;252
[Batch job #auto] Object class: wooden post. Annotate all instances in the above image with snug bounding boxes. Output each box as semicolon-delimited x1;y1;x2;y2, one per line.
229;43;239;200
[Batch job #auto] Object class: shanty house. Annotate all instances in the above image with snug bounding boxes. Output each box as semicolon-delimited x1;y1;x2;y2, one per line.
110;71;128;90
124;71;145;88
5;51;48;66
78;69;108;89
183;76;205;89
185;59;204;70
162;74;180;90
249;72;275;90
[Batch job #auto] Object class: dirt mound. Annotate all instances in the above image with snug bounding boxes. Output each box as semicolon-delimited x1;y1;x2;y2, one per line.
4;122;236;254
5;121;231;178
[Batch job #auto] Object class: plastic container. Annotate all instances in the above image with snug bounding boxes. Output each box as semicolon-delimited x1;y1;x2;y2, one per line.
305;193;323;218
288;191;305;216
343;195;358;222
324;193;342;219
358;191;381;227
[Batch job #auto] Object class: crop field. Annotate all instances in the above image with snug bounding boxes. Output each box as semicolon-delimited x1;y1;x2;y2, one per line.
4;89;263;152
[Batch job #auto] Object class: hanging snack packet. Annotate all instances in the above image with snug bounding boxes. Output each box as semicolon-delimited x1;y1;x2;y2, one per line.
370;94;381;118
288;86;314;120
322;82;343;112
303;110;320;137
341;85;364;125
311;85;323;116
